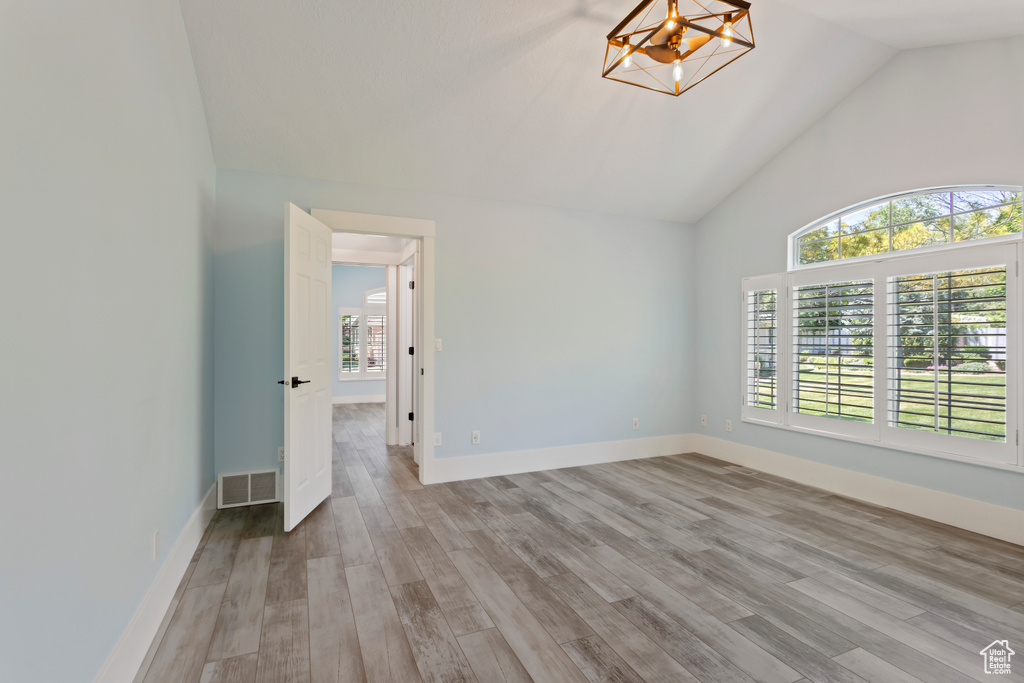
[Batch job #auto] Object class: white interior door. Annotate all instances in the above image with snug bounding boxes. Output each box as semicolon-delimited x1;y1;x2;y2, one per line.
284;203;333;532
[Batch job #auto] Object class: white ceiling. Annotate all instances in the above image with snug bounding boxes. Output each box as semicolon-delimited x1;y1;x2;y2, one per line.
776;0;1024;49
179;0;1023;223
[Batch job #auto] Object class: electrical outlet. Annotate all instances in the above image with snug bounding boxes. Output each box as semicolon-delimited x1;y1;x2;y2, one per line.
701;415;707;427
471;430;480;444
153;530;159;562
434;338;443;351
434;432;442;446
725;419;733;432
632;418;639;430
278;447;285;462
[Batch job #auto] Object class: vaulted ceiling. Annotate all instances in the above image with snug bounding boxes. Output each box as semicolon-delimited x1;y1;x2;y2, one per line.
179;0;1024;223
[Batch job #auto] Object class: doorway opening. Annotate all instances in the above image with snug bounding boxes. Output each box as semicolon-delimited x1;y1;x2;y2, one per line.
330;232;419;457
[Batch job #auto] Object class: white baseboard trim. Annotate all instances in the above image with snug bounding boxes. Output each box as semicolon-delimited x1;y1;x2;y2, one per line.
332;395;385;404
690;434;1024;547
94;483;218;683
427;434;693;484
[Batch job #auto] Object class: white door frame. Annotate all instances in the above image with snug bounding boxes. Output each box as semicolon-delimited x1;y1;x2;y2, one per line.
397;257;415;448
312;208;436;484
385;265;399;446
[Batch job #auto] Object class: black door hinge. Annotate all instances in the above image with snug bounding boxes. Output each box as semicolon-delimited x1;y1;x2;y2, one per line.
408;412;414;421
409;281;415;289
408;347;414;355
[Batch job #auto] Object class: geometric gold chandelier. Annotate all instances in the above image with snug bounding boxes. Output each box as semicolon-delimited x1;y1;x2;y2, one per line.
603;0;754;96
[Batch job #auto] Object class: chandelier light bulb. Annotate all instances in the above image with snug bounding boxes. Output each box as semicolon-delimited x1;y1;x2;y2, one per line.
722;20;733;46
622;44;631;67
673;60;683;82
666;1;677;30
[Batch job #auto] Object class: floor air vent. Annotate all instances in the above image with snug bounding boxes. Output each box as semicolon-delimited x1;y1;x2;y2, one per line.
218;469;280;508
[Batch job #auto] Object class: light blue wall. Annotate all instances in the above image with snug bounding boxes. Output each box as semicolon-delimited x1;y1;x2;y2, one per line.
0;1;217;681
332;264;387;398
693;36;1024;510
214;170;696;473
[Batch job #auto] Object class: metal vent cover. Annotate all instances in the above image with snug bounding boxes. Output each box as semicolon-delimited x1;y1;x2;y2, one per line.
217;469;280;509
250;472;277;502
221;474;250;506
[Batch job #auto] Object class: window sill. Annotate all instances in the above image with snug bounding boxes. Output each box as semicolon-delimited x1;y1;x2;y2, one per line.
741;416;1024;473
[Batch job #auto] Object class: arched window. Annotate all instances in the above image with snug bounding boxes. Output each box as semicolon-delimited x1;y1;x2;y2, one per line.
791;186;1022;269
364;287;386;305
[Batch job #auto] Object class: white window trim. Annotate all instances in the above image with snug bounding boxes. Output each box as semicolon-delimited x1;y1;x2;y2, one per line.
339;305;387;381
788;185;1023;271
742;241;1022;472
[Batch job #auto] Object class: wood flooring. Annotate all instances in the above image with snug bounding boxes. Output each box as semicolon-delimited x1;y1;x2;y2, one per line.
136;403;1024;682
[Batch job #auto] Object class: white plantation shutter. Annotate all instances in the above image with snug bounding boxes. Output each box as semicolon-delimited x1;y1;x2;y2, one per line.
889;267;1007;440
339;307;387;380
339;312;360;376
793;280;875;423
880;243;1018;464
741;275;783;424
365;314;386;373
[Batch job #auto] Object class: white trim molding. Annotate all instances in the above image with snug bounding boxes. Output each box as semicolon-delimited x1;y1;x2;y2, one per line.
690;433;1024;547
427;435;694;484
332;248;407;265
312;208;435;238
94;484;217;683
332;395;385;404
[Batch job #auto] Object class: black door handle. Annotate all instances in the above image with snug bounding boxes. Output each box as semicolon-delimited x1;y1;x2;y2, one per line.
277;380;288;385
290;376;311;388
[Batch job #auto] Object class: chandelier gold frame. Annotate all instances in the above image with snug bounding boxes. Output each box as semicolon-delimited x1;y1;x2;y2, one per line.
603;0;754;96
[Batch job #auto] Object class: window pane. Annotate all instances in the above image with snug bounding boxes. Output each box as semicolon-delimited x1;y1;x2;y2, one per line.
799;238;838;264
840;202;889;234
840;228;890;258
340;314;360;374
890;192;950;226
889;268;1006;441
801;219;840;242
794;281;874;422
952;189;1022;213
365;315;387;373
953;203;1022;242
892;218;950;251
746;289;777;409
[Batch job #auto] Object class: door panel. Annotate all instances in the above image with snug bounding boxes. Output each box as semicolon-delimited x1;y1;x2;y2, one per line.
284;203;333;532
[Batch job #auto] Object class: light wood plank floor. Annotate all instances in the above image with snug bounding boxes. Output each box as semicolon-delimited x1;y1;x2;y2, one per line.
136;403;1024;682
